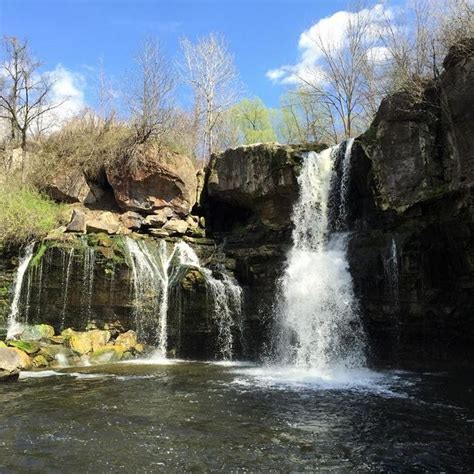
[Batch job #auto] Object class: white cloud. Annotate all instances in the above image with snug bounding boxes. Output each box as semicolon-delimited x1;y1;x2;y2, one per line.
267;4;392;86
44;65;86;128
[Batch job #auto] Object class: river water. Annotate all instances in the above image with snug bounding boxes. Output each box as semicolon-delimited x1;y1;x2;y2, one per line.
0;361;472;472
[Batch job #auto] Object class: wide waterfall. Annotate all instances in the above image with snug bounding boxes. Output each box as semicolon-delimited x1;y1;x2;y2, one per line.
124;237;242;360
277;140;366;370
6;242;35;338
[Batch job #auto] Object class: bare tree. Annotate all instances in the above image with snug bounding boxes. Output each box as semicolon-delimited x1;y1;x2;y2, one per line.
379;0;473;97
0;36;64;178
296;5;381;140
179;33;239;162
127;37;175;146
279;89;339;144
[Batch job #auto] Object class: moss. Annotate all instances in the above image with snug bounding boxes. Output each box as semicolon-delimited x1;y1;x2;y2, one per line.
30;243;48;268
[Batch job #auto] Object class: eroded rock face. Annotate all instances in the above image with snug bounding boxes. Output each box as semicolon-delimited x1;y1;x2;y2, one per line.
106;152;198;216
207;143;326;230
347;43;474;365
47;170;95;204
440;38;474;187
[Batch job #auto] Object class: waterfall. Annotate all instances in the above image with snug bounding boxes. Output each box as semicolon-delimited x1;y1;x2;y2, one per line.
278;142;366;370
60;248;75;330
384;238;400;306
6;242;35;338
124;238;172;357
125;238;242;360
81;244;96;322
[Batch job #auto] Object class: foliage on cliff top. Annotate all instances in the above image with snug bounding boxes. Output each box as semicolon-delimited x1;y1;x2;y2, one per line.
0;180;66;248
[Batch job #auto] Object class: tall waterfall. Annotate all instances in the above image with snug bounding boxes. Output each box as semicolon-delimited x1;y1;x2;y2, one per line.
124;238;242;360
6;242;35;338
278;141;366;370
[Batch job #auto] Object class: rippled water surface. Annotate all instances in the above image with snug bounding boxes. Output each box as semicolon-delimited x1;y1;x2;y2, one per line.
0;362;473;472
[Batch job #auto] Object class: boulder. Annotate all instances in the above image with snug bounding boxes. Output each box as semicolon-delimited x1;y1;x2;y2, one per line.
163;218;188;235
7;340;40;355
68;331;93;355
106;150;198;216
114;330;138;351
119;211;143;230
86;212;121;235
21;324;55;341
32;354;49;368
144;208;174;228
10;347;32;369
89;345;125;365
47;169;95;204
66;209;87;233
0;347;23;382
68;330;111;355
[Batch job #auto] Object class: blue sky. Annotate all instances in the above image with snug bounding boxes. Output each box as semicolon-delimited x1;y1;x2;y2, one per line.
1;0;376;112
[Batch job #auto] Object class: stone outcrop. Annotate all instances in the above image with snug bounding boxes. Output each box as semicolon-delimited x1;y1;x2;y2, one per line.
47;169;96;204
345;41;474;365
207;143;325;230
106;151;198;216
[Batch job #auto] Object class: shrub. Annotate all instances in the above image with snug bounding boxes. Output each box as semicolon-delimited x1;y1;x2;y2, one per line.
0;180;66;248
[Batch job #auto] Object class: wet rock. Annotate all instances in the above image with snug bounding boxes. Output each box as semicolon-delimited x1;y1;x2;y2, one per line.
7;340;40;355
114;330;138;351
89;345;125;364
68;330;111;355
32;354;49;368
106;149;198;216
68;331;93;355
21;324;55;341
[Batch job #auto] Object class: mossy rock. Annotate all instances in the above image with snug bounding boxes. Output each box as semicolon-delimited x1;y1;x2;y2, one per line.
8;340;40;355
21;324;55;341
89;345;125;365
32;354;49;368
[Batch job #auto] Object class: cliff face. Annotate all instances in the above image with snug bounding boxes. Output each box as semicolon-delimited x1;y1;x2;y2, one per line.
205;42;474;365
2;44;472;366
347;42;474;365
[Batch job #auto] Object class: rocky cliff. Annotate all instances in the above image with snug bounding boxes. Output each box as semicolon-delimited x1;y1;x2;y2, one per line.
1;43;473;366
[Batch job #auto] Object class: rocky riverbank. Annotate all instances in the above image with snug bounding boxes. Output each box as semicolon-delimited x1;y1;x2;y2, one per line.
0;323;146;380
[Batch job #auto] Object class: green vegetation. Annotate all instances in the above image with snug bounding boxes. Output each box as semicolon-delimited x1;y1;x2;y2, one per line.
229;97;277;145
0;181;66;247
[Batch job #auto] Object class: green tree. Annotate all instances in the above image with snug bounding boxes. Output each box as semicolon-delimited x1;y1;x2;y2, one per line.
231;97;276;145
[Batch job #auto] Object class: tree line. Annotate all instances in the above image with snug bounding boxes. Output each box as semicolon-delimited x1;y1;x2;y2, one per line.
0;0;472;180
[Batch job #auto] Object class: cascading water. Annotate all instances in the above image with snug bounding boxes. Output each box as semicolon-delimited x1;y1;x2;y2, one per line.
277;141;366;371
125;238;243;361
60;248;75;330
384;238;400;306
6;242;35;338
81;245;96;322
